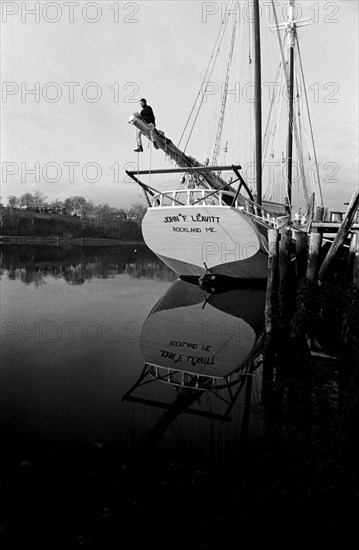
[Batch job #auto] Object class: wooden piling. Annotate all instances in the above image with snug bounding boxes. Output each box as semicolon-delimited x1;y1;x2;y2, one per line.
279;225;292;281
263;228;279;384
353;232;359;288
295;230;308;279
306;231;322;282
315;205;325;222
265;228;279;336
345;231;358;285
318;189;359;282
278;225;292;330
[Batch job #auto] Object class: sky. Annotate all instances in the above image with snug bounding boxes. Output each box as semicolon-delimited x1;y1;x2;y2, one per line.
1;0;358;211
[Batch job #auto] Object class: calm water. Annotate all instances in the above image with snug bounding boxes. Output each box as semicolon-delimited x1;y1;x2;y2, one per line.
1;243;264;465
0;243;267;545
1;243;353;546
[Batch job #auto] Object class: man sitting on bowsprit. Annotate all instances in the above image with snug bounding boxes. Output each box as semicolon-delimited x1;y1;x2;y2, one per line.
134;98;159;152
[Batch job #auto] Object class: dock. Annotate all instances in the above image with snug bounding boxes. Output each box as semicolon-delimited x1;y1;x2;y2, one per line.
263;189;359;380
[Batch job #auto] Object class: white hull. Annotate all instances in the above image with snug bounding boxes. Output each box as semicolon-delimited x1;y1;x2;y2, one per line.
142;205;269;279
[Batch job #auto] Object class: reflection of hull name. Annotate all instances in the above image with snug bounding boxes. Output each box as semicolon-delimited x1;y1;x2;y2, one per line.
160;348;215;366
170;340;198;349
187;355;215;366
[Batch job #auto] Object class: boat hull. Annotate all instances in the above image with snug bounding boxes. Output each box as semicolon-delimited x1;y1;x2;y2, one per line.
142;205;269;279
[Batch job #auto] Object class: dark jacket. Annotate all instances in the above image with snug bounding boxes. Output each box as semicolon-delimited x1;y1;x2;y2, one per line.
141;105;155;125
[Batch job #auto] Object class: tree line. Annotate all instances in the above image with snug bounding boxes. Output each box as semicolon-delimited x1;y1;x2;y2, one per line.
0;192;147;240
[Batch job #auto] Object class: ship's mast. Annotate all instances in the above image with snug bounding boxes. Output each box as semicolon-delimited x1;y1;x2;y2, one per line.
286;0;296;206
253;0;262;206
270;0;313;208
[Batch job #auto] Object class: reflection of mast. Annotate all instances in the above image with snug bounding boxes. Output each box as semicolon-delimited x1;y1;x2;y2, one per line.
122;378;208;457
122;333;264;459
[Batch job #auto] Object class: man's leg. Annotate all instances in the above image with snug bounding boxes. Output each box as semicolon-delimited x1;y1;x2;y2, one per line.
134;129;143;152
148;123;159;149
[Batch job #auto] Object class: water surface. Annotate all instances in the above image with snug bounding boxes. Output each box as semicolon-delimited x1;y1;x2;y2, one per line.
0;243;266;546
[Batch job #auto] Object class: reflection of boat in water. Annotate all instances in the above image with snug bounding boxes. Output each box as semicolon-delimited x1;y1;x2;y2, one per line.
141;278;265;384
123;279;265;424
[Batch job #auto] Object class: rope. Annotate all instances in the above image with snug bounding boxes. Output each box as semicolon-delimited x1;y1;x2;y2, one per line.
262;60;282;166
177;16;227;149
180;2;234;153
149;140;152;186
212;19;237;164
263;61;285;202
296;35;324;206
270;0;311;207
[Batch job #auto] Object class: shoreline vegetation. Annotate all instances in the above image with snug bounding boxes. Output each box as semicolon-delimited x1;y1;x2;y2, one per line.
0;235;141;246
0;200;146;243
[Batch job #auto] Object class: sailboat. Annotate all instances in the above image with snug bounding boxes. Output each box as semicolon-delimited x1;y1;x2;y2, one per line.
127;0;323;280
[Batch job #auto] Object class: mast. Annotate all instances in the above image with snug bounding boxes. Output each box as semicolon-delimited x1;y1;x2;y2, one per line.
270;0;313;209
286;0;295;206
253;0;262;206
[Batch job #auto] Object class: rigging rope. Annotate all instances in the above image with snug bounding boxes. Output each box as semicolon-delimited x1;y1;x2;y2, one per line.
270;0;311;207
296;36;324;206
262;60;282;165
212;19;237;165
180;2;236;154
177;12;230;151
295;66;305;208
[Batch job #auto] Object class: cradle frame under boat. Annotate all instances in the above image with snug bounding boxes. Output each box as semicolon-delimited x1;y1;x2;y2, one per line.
121;336;264;422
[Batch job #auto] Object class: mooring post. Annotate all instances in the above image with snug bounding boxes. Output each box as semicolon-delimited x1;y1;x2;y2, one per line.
353;231;359;288
263;228;279;385
306;206;323;282
345;231;358;285
306;231;322;282
278;225;292;325
315;205;325;222
265;228;279;334
279;225;292;279
276;225;293;375
295;230;308;279
318;190;359;282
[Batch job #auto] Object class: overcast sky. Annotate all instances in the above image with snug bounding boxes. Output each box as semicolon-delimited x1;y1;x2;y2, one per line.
1;0;358;211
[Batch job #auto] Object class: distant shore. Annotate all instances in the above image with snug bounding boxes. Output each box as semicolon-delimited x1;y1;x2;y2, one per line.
0;235;144;246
